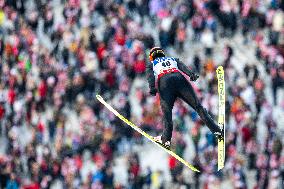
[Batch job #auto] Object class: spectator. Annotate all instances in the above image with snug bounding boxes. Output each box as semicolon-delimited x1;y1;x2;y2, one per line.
0;0;283;188
201;28;214;57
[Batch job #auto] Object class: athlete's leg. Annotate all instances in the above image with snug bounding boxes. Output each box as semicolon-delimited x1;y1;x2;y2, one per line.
159;91;176;142
177;76;222;134
158;76;177;143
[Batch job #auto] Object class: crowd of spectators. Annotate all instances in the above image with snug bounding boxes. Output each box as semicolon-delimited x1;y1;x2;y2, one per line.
0;0;283;188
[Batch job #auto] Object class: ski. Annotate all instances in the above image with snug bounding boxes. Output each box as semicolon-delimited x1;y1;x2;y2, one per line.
96;94;200;172
216;66;226;170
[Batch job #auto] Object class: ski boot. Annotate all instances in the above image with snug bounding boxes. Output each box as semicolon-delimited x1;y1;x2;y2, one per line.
214;130;224;141
153;136;171;150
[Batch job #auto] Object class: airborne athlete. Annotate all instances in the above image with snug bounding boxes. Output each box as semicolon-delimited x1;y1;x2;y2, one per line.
147;47;223;149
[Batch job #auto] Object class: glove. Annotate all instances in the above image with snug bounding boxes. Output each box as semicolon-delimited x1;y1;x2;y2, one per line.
149;88;157;96
190;73;199;81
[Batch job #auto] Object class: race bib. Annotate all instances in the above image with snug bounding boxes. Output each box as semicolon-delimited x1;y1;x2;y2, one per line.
152;57;179;77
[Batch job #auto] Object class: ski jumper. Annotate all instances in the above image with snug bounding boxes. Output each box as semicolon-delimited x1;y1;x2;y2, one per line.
146;57;222;143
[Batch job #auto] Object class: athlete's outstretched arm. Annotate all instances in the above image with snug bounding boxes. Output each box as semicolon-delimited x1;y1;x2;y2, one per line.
146;63;157;95
176;58;199;81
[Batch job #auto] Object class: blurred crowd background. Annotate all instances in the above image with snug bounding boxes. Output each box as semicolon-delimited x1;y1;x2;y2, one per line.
0;0;284;189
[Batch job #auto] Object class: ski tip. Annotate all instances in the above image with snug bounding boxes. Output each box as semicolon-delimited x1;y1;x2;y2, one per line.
217;66;223;69
217;66;224;70
96;95;105;103
96;94;102;99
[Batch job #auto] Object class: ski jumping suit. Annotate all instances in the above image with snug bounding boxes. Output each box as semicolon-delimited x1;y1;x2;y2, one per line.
146;57;222;143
